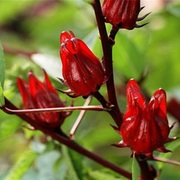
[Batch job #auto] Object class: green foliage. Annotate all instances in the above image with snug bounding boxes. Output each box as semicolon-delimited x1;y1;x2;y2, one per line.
132;154;140;180
87;170;120;180
5;151;38;180
0;112;21;141
61;146;83;180
0;43;5;105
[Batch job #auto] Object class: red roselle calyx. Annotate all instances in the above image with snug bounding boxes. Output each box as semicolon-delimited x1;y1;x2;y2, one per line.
17;70;69;129
115;79;174;158
60;31;106;97
102;0;148;29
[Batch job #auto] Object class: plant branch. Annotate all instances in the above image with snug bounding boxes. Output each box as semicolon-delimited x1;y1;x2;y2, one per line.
2;104;107;114
2;43;36;58
91;0;122;127
152;155;180;166
91;3;154;179
136;156;155;180
69;96;92;139
1;98;132;179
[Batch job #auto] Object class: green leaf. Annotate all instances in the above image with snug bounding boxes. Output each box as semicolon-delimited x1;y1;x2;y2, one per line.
0;43;5;106
21;150;63;180
68;148;85;180
113;31;147;79
132;154;140;180
62;146;84;180
5;151;38;180
167;4;180;17
0;112;21;141
0;1;36;24
0;85;4;106
87;170;120;180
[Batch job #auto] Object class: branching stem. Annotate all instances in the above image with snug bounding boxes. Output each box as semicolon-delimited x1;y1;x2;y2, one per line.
1;98;132;179
91;0;122;127
3;105;107;114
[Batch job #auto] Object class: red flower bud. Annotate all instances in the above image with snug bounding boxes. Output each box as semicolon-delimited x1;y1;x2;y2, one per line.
116;79;172;157
60;31;105;97
102;0;147;29
17;70;68;128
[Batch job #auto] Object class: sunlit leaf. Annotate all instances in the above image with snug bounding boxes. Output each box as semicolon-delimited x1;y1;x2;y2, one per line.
132;154;140;180
0;112;21;141
68;149;85;180
113;31;147;79
87;170;119;180
167;4;180;17
5;151;38;180
22;150;61;180
61;146;82;180
0;0;35;24
0;42;5;106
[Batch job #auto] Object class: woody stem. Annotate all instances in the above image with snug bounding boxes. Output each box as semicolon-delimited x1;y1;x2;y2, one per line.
1;98;132;179
69;96;92;139
136;157;155;180
91;0;122;127
3;105;107;114
91;1;156;179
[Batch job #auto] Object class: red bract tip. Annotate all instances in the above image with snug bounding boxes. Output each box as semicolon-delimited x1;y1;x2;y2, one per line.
60;31;106;97
102;0;147;29
116;79;173;158
17;70;69;129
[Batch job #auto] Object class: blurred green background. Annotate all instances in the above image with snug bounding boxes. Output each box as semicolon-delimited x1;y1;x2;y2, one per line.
0;0;180;179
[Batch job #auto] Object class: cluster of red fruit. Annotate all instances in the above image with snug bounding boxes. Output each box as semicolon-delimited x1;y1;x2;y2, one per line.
17;0;172;158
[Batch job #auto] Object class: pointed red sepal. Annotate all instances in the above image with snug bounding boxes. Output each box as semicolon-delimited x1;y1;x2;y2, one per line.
112;140;128;148
166;137;178;143
137;13;151;21
57;88;78;98
110;124;119;133
157;146;171;153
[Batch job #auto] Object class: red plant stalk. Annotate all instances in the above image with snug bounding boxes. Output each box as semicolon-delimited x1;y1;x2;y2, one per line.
0;98;132;179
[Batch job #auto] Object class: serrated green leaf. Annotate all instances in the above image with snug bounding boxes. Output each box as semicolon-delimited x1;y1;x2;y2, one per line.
5;151;38;180
132;154;140;180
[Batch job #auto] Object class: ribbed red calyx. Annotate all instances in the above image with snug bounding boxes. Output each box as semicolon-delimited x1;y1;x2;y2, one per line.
60;31;105;97
116;79;171;157
17;70;68;128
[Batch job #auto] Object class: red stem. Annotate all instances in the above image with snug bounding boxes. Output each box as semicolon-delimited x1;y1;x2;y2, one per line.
91;1;157;179
91;0;122;127
136;157;155;180
1;98;132;179
3;105;107;114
